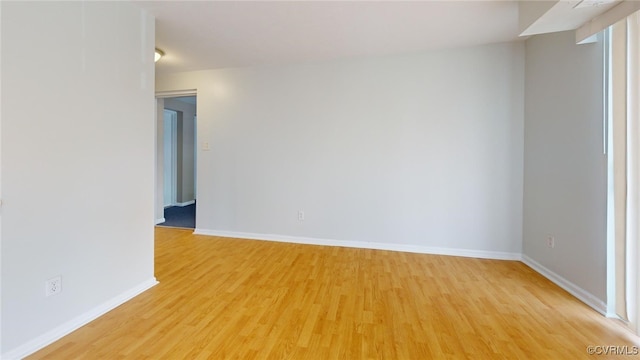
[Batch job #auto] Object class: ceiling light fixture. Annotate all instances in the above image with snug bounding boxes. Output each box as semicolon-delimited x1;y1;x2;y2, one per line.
155;48;165;62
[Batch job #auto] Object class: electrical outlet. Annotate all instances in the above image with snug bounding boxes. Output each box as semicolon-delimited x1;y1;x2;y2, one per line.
546;236;555;249
45;276;62;297
298;210;305;221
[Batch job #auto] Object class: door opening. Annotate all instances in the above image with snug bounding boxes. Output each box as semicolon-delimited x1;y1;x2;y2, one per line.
155;92;198;229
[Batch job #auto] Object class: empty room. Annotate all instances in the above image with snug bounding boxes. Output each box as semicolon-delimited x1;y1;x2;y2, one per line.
2;1;640;359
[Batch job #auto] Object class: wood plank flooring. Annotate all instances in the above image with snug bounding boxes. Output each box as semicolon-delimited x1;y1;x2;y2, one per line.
28;227;639;359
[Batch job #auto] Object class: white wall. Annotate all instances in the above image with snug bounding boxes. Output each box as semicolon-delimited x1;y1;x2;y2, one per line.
0;3;3;355
157;42;525;256
523;31;607;305
1;2;156;357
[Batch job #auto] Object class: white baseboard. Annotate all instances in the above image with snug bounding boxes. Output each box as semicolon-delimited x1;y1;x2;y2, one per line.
155;217;166;225
521;255;606;315
176;200;195;207
194;230;608;314
193;228;521;261
182;228;610;315
1;278;158;360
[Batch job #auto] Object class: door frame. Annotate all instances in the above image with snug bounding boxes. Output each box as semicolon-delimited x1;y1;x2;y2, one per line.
163;109;178;207
155;89;198;225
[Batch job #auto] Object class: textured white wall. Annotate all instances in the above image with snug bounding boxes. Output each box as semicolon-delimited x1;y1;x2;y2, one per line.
523;31;606;302
157;42;524;255
1;1;156;355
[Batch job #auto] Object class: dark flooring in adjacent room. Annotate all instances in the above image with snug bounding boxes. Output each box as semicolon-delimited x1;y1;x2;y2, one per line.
158;203;195;229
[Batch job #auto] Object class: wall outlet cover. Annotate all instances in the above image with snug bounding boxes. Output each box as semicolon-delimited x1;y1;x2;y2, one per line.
45;276;62;297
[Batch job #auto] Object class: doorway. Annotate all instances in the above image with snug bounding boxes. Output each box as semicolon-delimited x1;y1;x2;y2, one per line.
155;92;197;229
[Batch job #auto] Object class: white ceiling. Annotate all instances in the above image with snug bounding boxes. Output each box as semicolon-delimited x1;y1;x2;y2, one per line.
136;1;521;74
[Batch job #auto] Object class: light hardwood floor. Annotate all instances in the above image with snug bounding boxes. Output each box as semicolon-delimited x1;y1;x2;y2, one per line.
28;227;639;359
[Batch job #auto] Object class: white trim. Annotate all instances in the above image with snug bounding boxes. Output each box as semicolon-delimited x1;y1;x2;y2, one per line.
176;200;195;207
162;109;178;207
155;89;197;98
193;229;521;261
1;278;158;360
576;1;640;43
521;255;607;315
155;217;166;225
